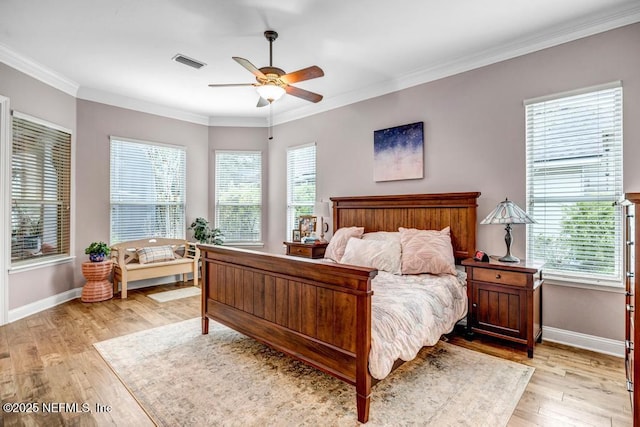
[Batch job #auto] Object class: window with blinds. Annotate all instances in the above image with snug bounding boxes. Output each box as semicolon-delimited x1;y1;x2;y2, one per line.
287;143;316;237
110;138;186;244
525;83;623;286
11;113;71;266
214;151;262;243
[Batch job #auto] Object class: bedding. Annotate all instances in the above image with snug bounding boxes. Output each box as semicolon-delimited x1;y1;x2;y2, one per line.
324;226;364;262
340;237;402;275
369;270;467;379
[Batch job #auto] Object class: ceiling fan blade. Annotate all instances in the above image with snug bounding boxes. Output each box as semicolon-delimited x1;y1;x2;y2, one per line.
280;66;324;84
256;97;269;108
233;57;267;79
285;85;323;103
208;83;256;87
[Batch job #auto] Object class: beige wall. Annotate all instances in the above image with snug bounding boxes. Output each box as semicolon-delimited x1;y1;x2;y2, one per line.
2;23;639;341
0;63;77;309
75;100;209;288
266;23;640;341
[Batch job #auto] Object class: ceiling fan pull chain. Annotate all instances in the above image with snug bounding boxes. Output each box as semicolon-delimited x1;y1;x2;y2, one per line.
268;103;274;140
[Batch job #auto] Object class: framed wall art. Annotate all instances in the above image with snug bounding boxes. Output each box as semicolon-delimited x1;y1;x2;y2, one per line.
373;121;424;182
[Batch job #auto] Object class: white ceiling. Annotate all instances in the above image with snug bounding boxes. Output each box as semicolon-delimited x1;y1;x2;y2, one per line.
0;0;639;126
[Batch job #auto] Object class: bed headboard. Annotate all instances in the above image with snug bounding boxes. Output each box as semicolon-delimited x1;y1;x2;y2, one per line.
330;192;480;261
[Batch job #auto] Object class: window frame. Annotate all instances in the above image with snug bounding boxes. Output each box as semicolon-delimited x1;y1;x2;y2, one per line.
286;143;317;240
109;136;187;244
9;111;73;271
524;82;623;288
214;150;263;245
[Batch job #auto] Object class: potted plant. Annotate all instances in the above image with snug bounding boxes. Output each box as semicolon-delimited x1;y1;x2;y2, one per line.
85;241;111;262
189;217;224;245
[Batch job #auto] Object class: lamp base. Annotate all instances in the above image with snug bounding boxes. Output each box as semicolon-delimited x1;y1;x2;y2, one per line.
498;254;520;263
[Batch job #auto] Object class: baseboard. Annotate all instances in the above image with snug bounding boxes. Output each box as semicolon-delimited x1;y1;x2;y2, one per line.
8;287;82;323
543;326;624;358
7;274;194;323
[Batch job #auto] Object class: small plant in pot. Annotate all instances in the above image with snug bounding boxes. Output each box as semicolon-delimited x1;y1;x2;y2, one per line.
189;217;224;245
85;241;111;262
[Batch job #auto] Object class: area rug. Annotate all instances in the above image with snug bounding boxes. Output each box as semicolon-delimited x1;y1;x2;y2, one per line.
94;318;533;426
147;286;200;302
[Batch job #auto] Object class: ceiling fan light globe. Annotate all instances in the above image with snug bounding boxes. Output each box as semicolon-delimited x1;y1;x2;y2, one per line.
256;84;285;102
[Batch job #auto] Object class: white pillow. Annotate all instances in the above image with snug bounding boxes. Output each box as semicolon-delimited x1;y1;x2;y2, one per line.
362;231;401;244
324;226;364;262
340;237;402;275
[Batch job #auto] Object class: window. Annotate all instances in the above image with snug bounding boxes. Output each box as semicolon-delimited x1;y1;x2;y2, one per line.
110;137;186;243
287;143;316;237
525;83;623;286
214;151;262;243
11;112;71;266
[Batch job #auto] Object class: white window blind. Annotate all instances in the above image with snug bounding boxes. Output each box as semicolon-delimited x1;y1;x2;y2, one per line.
287;143;316;237
215;151;262;243
525;84;623;285
11;113;71;266
110;138;186;243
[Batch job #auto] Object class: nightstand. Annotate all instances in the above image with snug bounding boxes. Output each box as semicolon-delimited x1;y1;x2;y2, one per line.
284;241;328;259
462;257;544;357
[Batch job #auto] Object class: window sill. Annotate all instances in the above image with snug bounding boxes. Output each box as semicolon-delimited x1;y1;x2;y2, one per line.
9;255;75;274
542;273;624;293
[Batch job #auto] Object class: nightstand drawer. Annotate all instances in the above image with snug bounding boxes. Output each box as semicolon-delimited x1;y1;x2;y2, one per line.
289;245;313;257
473;268;527;287
284;241;328;259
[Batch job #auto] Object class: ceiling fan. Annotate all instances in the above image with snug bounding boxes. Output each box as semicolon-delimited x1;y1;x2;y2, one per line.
208;30;324;108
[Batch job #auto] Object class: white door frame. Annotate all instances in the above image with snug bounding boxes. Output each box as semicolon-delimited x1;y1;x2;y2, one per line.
0;95;10;325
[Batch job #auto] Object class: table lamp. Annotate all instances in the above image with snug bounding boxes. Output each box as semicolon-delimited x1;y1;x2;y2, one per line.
480;198;536;262
313;201;330;241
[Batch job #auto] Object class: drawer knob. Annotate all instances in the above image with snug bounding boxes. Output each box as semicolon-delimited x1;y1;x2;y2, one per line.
495;274;501;279
472;303;477;308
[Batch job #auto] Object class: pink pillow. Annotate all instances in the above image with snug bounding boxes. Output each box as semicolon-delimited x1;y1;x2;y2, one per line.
399;227;457;275
324;227;365;262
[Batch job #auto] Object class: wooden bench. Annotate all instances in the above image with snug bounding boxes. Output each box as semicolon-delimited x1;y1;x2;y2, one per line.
110;238;200;299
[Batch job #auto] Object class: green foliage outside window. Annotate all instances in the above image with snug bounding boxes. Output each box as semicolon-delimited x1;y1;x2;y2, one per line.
535;201;616;275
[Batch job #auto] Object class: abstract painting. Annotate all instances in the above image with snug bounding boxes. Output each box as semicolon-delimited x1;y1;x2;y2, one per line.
373;122;424;182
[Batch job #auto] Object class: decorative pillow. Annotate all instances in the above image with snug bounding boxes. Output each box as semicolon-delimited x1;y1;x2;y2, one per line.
137;245;176;264
399;227;457;275
340;237;402;275
324;226;365;262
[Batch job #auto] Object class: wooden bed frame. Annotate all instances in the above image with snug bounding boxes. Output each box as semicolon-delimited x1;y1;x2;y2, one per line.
200;192;480;423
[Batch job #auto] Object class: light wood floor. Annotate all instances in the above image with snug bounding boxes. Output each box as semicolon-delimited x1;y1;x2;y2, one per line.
0;281;633;426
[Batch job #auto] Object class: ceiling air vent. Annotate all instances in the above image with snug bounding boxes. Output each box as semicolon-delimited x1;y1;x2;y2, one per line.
172;54;206;70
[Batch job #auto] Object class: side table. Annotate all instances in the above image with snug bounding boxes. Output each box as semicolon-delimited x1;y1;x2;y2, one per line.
462;257;544;357
81;260;114;302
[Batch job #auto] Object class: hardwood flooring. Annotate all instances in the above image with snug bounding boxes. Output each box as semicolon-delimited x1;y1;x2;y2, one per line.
0;281;633;426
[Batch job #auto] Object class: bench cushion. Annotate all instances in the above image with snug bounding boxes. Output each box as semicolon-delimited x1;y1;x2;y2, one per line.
137;245;176;264
123;257;193;271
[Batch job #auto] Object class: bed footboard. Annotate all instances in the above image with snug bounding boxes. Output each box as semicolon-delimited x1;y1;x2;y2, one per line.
199;245;377;423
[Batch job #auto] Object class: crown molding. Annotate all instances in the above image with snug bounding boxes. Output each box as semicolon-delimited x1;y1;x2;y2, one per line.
208;115;267;127
273;3;640;126
2;3;639;128
77;87;210;126
0;43;79;97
